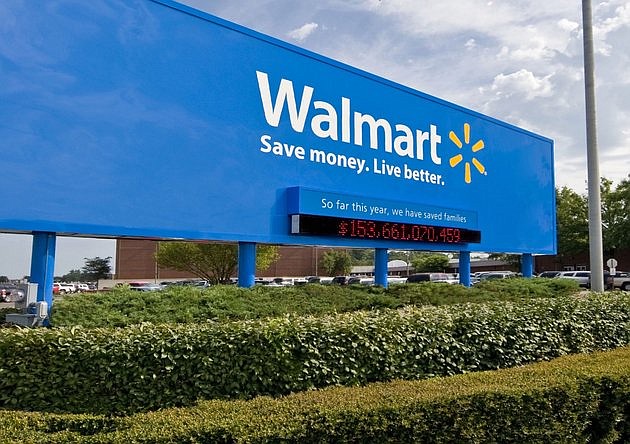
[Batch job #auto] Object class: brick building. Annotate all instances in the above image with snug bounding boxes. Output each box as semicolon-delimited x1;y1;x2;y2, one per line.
115;239;334;280
115;238;630;281
535;248;630;273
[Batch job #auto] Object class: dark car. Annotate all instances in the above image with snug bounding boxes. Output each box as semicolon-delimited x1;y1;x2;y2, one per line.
331;276;349;285
538;271;562;278
406;273;451;283
123;282;163;292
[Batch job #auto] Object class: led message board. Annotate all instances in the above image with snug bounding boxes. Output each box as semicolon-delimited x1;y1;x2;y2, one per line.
0;0;556;254
291;215;482;245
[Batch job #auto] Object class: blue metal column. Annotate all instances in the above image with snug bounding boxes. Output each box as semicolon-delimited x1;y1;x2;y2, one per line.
30;232;56;313
237;242;256;288
374;248;388;288
459;250;471;287
521;253;534;278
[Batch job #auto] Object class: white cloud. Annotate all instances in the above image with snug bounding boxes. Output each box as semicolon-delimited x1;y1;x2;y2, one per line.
465;38;477;49
558;18;579;32
287;22;319;41
485;69;554;100
594;2;630;55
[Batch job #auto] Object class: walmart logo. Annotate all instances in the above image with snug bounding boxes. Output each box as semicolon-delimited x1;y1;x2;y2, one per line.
448;123;487;184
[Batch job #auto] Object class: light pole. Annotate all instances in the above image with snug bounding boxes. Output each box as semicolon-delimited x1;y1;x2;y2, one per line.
582;0;604;291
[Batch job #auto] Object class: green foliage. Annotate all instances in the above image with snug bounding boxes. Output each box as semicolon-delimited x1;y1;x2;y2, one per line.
487;253;521;268
2;292;628;414
557;176;630;259
59;269;84;282
321;249;352;276
556;186;589;258
56;257;112;282
410;252;450;272
155;242;279;284
49;278;578;328
603;175;630;251
348;248;374;265
81;257;112;281
0;347;629;443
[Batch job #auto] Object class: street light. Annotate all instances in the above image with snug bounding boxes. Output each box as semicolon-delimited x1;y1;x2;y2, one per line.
582;0;604;291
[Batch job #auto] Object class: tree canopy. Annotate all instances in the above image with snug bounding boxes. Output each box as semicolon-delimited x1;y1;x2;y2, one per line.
411;253;449;272
82;257;112;281
556;176;630;260
155;242;279;284
321;250;352;276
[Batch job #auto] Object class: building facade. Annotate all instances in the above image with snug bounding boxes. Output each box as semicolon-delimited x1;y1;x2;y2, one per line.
115;239;334;280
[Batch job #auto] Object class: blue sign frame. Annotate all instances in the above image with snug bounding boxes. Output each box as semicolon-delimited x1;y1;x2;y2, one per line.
0;0;555;255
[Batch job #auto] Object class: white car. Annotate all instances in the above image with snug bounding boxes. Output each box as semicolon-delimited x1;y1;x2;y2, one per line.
54;282;76;294
557;271;591;288
76;283;90;292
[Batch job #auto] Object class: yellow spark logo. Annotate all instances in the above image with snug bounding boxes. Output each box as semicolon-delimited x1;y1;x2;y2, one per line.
448;123;486;184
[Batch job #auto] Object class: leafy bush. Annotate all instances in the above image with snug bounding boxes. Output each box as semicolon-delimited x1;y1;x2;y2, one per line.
1;293;628;414
50;278;579;328
0;347;628;443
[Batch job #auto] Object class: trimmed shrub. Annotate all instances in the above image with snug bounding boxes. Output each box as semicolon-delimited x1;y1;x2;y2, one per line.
0;347;628;443
49;278;579;328
1;293;628;414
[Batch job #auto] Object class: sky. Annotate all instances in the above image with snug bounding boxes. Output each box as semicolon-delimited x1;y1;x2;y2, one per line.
1;0;629;279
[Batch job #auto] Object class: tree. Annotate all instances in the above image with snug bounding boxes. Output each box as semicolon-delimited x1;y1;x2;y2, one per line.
348;249;373;265
81;257;112;281
411;253;449;272
556;186;589;259
155;242;279;284
487;253;520;269
61;269;84;282
602;175;630;252
554;177;630;262
0;276;8;283
321;250;352;276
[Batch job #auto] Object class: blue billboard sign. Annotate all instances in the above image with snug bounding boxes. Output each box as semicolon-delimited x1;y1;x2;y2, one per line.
0;0;555;254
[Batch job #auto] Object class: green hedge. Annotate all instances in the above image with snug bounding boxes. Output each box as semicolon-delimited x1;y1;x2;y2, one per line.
1;347;628;443
1;293;628;414
49;278;579;328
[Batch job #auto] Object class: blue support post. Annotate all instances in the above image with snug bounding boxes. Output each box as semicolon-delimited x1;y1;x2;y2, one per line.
237;241;256;288
374;248;388;288
459;250;471;287
521;253;534;278
29;231;56;316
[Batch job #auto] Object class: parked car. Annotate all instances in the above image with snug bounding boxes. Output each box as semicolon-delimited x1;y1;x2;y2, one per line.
331;276;349;285
347;276;374;285
476;272;517;282
304;276;334;284
271;277;296;286
537;271;562;278
127;282;162;292
54;282;76;294
387;276;408;285
610;271;630;291
76;283;90;292
163;280;209;288
406;272;452;283
557;271;591;288
557;271;614;290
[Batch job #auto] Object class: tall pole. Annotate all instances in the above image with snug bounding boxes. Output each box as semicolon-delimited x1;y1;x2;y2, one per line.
582;0;604;292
